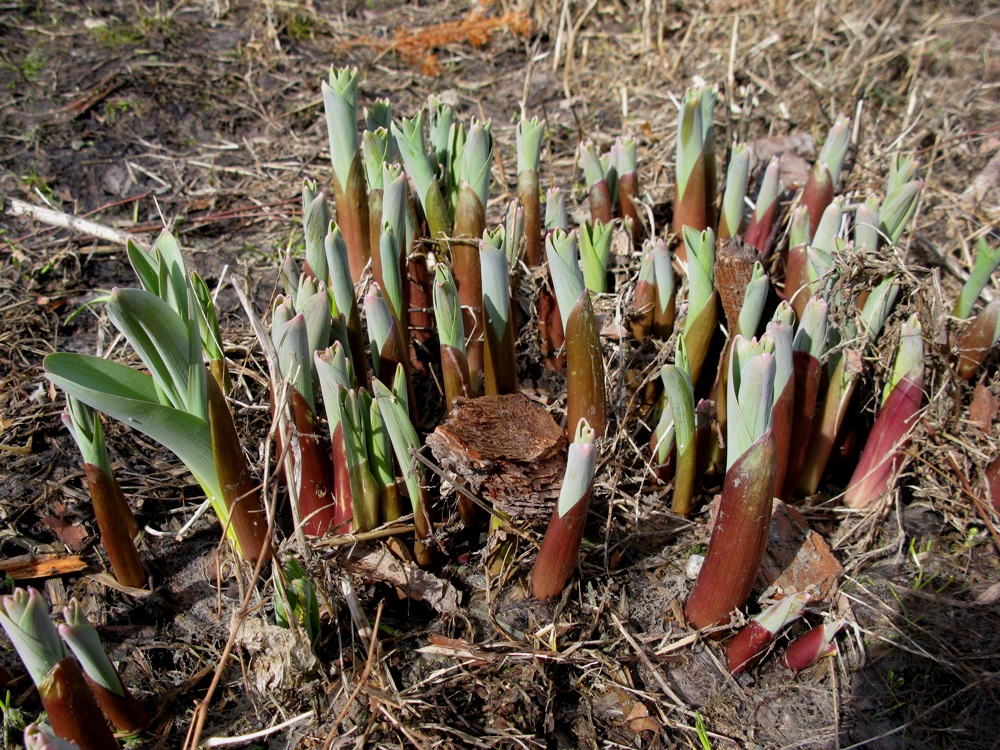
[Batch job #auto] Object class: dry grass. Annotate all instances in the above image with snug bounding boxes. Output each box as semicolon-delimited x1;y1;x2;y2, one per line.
0;0;998;748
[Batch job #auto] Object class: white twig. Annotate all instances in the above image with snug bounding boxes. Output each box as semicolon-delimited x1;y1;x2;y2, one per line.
5;197;145;247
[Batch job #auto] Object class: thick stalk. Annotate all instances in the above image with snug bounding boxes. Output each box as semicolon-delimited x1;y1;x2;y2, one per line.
207;372;269;564
685;429;776;629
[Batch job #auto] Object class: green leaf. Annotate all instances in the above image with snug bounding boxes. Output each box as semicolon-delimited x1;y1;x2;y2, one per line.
44;353;221;505
546;229;585;326
322;66;360;189
107;287;206;419
557;420;597;517
372;379;422;515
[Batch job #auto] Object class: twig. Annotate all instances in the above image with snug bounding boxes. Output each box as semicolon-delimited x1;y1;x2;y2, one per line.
181;532;274;750
4;197;142;247
204;711;315;747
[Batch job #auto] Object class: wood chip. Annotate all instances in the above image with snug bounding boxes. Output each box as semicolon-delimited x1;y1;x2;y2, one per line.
426;393;567;520
0;553;89;581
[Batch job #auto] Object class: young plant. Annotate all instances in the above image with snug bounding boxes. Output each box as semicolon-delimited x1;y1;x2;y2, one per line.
685;335;777;629
547;229;607;438
517;115;545;266
744;156;781;256
433;265;472;409
452;119;493;385
797;276;899;496
611;136;641;239
844;315;924;509
59;599;149;733
481;242;517;396
322;66;370;283
725;592;810;675
630;238;674;342
953;237;1000;381
0;588;116;750
673;90;708;256
532;419;598;600
780;620;845;672
272;292;337;537
578;219;614;294
717;143;749;241
659;341;697;516
799;114;850;236
579;141;613;224
373;376;432;566
62;396;144;589
393;113;450;240
681;227;718;385
273;558;322;649
781;295;828;499
45;287;270;564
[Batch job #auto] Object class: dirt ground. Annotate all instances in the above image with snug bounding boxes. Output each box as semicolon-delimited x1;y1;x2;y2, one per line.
1;1;999;748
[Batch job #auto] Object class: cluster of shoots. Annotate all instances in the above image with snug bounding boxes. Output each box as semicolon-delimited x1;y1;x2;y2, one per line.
36;66;999;700
0;588;148;749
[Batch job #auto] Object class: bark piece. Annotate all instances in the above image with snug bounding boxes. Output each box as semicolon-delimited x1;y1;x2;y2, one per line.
427;393;567;520
758;500;842;601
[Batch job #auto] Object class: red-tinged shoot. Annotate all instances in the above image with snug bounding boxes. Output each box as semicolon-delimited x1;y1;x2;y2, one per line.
726;592;810;675
612;136;641;239
434;265;472;409
62;397;143;589
799;114;850;237
798;276;899;496
0;589;116;750
532;419;598;601
579;140;613;224
685;335;777;629
673;91;707;258
781;620;846;673
59;599;149;733
844;315;924;509
322;66;370;284
517;115;545;266
718;143;749;241
744;156;781;256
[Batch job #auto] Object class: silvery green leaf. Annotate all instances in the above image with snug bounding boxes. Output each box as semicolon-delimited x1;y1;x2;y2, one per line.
738;261;769;338
516;115;543;174
660;365;694;455
322;67;359;188
720;143;750;237
544;187;568;231
579;219;613;294
683;226;715;321
44;353;223;512
546;229;585;327
557;419;597;517
325;225;355;320
59;599;123;696
792;296;828;358
727;336;775;469
460;119;493;206
0;588;67;687
578;141;604;187
372;378;422;514
481;244;511;341
433;265;465;352
107;287;204;417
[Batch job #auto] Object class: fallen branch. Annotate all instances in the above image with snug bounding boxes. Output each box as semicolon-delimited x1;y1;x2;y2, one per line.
5;197;141;247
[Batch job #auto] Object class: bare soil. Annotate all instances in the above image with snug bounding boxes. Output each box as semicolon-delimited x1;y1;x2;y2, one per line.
1;1;999;749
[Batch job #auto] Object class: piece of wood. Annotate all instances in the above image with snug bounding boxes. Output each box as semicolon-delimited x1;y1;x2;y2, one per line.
427;393;567;520
0;553;89;580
